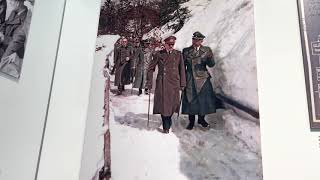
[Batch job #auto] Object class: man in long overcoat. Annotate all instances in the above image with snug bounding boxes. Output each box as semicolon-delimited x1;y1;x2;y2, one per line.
182;31;217;130
133;39;153;95
0;0;27;58
114;37;134;95
146;36;186;134
132;38;143;95
110;37;123;75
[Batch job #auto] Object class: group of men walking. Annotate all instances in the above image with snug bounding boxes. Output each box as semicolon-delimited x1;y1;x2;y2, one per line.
112;31;217;134
111;36;153;96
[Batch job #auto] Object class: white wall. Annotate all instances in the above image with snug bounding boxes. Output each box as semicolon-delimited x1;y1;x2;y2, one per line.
0;0;65;179
255;0;320;180
35;0;102;180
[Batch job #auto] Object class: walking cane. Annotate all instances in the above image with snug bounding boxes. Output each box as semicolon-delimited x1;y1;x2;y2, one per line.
177;90;184;120
147;91;151;128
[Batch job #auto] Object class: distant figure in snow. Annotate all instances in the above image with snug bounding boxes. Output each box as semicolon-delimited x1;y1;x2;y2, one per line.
111;37;124;75
114;37;134;95
133;39;153;95
0;0;6;24
181;31;217;130
132;38;144;95
146;36;186;134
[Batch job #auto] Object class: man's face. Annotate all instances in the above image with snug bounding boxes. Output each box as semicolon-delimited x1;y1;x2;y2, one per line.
165;41;175;51
192;39;203;47
122;39;128;47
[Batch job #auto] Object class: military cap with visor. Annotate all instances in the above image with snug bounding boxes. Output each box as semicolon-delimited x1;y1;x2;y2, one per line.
192;31;206;40
164;35;177;44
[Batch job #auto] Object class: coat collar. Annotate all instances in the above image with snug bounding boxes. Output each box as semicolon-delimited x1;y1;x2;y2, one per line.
6;7;27;25
160;49;177;55
188;45;205;57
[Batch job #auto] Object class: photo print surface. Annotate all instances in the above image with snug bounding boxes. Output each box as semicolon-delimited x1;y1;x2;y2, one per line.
0;0;34;80
82;0;263;179
298;0;320;130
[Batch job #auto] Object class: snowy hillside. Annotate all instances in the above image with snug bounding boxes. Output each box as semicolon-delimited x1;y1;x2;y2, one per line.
177;0;258;112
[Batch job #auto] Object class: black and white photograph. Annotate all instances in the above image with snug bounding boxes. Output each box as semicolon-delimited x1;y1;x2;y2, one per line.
298;0;320;130
0;0;34;79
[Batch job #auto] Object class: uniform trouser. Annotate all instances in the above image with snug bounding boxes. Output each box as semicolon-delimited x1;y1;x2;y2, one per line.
189;115;206;123
161;115;172;130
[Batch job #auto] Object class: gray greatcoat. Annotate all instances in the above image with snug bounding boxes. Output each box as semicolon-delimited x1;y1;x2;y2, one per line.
133;47;153;89
114;46;134;86
146;49;186;116
181;45;217;115
132;46;143;88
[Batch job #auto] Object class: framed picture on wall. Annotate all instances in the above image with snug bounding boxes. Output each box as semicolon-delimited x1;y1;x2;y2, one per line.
0;0;36;80
297;0;320;130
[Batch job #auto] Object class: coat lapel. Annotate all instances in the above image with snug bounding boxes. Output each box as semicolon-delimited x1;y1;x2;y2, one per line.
6;8;27;25
199;46;206;57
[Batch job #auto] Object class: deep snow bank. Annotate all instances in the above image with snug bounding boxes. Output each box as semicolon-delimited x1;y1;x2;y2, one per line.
175;0;258;112
79;35;119;180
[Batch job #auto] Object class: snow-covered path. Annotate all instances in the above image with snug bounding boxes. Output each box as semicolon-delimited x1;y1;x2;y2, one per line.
109;78;262;180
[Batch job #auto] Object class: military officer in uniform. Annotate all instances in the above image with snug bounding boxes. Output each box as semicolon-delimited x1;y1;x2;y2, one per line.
182;31;217;130
114;37;134;95
133;39;153;96
131;38;143;86
146;36;186;134
111;37;124;75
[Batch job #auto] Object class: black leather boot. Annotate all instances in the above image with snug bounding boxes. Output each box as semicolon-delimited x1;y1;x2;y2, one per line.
161;115;170;134
138;89;142;96
198;115;210;128
144;88;149;95
186;115;195;130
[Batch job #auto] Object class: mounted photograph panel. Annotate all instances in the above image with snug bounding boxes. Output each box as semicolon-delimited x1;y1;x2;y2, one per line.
0;0;38;80
297;0;320;130
0;0;65;179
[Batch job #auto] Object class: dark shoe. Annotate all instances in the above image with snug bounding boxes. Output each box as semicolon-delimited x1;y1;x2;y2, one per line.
198;116;210;128
116;90;122;95
138;89;142;96
144;89;149;95
186;123;194;130
186;115;195;130
163;129;169;134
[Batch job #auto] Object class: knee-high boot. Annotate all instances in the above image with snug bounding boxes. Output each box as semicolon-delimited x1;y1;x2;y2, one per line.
186;115;195;130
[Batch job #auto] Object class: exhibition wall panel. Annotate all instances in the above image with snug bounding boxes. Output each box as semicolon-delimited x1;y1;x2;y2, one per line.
36;0;102;180
255;0;320;179
0;0;65;179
